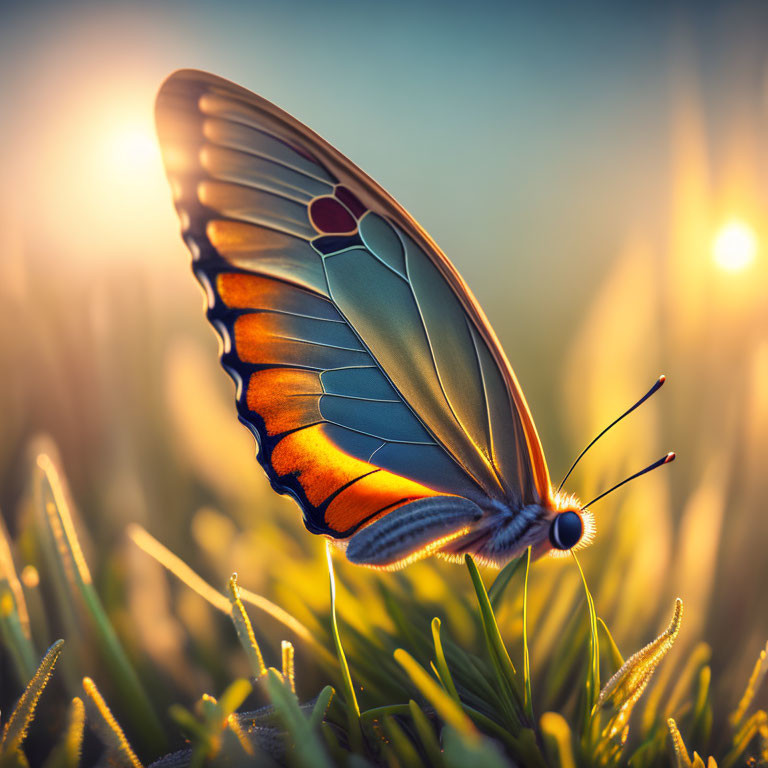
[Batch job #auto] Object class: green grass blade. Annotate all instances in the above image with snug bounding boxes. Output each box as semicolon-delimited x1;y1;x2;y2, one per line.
441;725;512;768
1;639;64;755
522;546;534;722
264;668;333;768
309;686;334;731
0;588;37;687
690;666;712;747
82;677;143;768
572;552;599;733
384;716;421;768
540;711;577;768
460;705;520;752
488;555;525;610
42;697;85;768
431;618;460;702
465;555;522;722
168;705;209;744
35;456;166;754
360;704;412;724
0;517;36;683
597;618;623;677
394;648;477;739
465;556;517;675
216;678;252;719
408;700;444;768
325;542;362;752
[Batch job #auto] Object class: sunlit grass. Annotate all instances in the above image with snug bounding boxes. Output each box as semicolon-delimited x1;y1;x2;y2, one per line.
0;452;766;766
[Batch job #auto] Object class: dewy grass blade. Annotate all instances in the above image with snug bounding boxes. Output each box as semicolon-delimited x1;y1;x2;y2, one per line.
1;639;64;756
522;546;534;722
596;599;683;748
667;718;693;768
227;573;267;678
281;640;296;693
35;457;166;754
225;713;254;757
730;641;768;730
325;541;362;752
82;677;144;768
42;697;85;768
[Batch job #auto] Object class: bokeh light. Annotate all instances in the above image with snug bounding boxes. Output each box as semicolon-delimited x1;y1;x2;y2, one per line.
712;220;758;272
104;125;159;178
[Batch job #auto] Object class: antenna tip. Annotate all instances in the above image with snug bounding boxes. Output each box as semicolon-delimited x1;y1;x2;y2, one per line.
658;374;666;384
664;452;676;464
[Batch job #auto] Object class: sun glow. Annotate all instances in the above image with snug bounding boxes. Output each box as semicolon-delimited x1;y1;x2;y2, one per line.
712;221;758;272
105;126;159;175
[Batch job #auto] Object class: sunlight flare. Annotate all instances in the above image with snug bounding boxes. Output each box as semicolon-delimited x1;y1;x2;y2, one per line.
712;221;757;272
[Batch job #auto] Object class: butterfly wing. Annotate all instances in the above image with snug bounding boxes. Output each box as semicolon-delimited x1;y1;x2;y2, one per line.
156;69;551;546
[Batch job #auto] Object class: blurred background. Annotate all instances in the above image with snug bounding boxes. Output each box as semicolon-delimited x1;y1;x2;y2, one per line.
1;0;767;757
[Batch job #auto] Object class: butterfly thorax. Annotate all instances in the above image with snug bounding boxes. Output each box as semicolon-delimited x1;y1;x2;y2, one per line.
439;491;593;568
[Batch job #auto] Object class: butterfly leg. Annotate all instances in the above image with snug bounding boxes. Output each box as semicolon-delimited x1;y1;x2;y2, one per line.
344;496;483;569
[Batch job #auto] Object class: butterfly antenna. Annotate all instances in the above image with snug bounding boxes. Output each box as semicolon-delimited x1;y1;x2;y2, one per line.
557;374;666;493
581;452;675;509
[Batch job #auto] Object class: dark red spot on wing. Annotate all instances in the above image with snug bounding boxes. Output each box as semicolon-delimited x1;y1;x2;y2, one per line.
309;196;357;234
335;186;367;218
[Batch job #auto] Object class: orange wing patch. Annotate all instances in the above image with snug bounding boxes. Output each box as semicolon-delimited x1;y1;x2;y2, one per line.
325;468;441;533
271;424;441;535
218;272;298;309
246;368;322;436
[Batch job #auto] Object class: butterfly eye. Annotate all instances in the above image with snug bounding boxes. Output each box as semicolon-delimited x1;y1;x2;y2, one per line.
549;510;583;550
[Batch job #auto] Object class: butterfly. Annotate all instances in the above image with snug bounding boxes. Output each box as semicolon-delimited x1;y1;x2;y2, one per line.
155;69;673;570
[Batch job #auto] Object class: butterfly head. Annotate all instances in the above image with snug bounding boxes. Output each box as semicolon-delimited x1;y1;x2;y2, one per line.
542;492;595;559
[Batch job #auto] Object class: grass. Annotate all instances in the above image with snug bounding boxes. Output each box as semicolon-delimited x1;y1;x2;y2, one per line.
0;451;766;767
